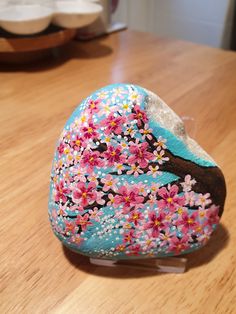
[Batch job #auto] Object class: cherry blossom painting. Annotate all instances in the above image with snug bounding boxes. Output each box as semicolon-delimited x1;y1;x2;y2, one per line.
48;84;226;259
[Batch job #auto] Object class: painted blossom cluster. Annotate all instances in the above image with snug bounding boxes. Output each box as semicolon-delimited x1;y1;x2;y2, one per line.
49;86;220;258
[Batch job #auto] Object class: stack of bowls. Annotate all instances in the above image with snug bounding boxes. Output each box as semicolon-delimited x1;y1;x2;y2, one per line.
0;0;103;35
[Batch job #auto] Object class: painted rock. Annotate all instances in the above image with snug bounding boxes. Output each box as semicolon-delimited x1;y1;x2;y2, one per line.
48;84;226;259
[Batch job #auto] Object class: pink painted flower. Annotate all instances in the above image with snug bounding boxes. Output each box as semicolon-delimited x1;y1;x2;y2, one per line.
135;182;148;196
127;244;141;256
81;120;98;139
88;207;103;222
70;204;84;212
101;112;126;135
115;244;126;252
176;212;199;233
64;220;77;235
158;184;185;212
96;191;106;205
69;235;83;246
87;173;99;185
57;203;68;216
142;232;156;251
57;142;65;155
129;105;148;126
80;150;104;173
195;193;212;209
54;180;70;203
71;135;86;151
62;170;73;185
114;163;125;174
75;213;93;231
147;194;157;208
72;166;87;182
128;210;144;226
150;183;160;194
114;186;144;213
127;164;144;177
197;228;212;245
65;153;74;166
72;182;97;206
184;191;196;207
87;99;101;113
168;235;190;254
101;174;118;192
103;145;126;166
205;205;220;225
143;211;167;237
123;230;136;243
198;207;207;220
107;193;115;206
159;228;174;247
181;174;196;192
128;141;153;168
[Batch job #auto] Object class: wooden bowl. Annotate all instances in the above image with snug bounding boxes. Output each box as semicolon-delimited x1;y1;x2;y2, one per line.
0;25;77;63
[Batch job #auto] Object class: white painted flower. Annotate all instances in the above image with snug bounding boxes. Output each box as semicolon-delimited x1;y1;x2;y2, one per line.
147;165;161;178
153;136;167;150
195;193;212;208
181;174;196;192
153;150;169;164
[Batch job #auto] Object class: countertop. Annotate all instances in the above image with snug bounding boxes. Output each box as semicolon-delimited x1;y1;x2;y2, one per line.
1;30;235;313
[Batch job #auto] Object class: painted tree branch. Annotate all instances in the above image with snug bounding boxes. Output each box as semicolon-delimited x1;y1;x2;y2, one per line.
137;111;226;215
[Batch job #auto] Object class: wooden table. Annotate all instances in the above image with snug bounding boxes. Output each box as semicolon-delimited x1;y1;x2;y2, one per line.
1;30;235;314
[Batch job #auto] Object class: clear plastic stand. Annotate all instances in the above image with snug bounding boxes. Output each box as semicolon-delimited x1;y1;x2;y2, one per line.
90;257;187;273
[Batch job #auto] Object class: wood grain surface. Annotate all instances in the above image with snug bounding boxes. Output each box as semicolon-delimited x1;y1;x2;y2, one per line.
0;30;235;314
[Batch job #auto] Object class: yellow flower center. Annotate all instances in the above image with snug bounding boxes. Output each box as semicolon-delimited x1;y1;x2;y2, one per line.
154;220;160;226
81;116;86;123
177;208;183;214
167;197;173;203
133;213;139;220
87;127;93;134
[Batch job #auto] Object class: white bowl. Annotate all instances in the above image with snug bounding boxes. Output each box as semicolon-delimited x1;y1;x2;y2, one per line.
52;0;103;29
0;5;53;35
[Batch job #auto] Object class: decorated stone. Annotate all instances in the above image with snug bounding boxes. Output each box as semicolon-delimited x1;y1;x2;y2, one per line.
48;84;226;260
